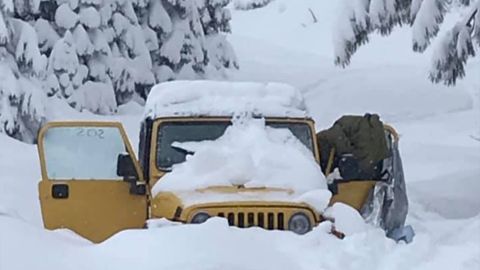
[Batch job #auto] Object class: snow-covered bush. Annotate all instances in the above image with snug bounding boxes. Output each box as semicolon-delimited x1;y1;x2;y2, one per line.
334;0;480;85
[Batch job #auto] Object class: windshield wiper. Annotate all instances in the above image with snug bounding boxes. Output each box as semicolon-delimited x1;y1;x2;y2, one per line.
171;145;195;155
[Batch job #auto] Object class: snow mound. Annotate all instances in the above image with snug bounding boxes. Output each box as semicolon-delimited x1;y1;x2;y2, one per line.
324;203;369;236
144;80;309;119
152;118;327;197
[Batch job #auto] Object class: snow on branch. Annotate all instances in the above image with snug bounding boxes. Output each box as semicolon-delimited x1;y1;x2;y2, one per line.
334;0;479;86
334;0;448;65
334;0;372;67
412;0;446;52
11;19;47;75
430;5;479;85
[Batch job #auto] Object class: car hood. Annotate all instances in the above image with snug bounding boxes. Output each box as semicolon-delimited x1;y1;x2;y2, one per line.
162;185;327;209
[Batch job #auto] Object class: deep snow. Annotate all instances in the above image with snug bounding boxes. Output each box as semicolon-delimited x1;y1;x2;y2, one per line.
1;1;480;269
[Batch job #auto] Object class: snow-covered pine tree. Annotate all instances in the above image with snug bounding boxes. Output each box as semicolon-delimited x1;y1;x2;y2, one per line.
35;0;153;111
133;0;237;98
133;0;174;86
429;6;479;85
13;0;40;20
334;0;480;85
30;0;238;112
0;0;48;142
45;0;119;113
106;0;155;101
200;0;238;73
1;0;237;142
155;0;207;81
48;31;85;108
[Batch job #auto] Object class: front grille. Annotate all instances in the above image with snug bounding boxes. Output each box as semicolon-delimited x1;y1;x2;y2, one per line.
216;211;286;230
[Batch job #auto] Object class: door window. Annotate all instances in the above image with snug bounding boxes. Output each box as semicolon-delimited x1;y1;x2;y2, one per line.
43;126;126;180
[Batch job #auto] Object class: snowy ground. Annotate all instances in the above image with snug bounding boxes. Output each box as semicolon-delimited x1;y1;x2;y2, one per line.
1;1;480;269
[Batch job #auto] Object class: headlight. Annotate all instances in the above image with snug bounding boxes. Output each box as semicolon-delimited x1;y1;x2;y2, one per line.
191;212;210;224
288;213;311;235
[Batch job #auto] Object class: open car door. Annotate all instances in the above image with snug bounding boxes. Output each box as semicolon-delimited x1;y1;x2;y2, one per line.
37;122;148;243
326;125;400;210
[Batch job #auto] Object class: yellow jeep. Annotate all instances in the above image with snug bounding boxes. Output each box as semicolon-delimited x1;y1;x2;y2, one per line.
37;81;401;243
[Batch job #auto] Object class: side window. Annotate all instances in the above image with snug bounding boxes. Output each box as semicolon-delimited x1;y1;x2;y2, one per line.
42;126;127;180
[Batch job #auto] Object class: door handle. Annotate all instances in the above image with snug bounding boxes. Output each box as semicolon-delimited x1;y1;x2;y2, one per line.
52;184;69;199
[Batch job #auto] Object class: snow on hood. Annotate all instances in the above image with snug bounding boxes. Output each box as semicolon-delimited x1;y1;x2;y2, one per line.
152;117;330;210
143;80;309;119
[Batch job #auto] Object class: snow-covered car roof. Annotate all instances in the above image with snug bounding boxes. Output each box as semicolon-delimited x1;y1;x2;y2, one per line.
143;80;309;119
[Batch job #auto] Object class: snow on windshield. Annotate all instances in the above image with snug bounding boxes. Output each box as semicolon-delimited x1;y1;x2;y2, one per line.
155;120;315;169
152;117;329;202
144;80;309;119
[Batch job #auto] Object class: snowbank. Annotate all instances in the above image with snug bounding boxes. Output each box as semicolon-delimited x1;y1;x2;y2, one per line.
144;80;309;119
152;117;329;209
2;211;479;270
0;134;42;225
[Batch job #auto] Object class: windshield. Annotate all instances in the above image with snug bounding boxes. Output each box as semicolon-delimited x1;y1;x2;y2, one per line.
156;120;314;169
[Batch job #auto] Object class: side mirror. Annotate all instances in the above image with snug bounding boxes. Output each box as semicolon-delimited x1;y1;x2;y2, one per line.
117;153;137;178
117;153;146;195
